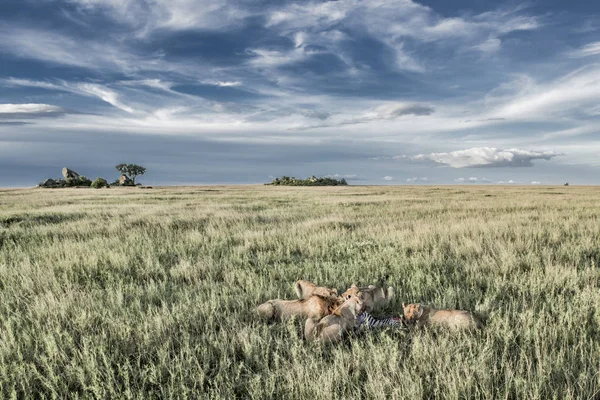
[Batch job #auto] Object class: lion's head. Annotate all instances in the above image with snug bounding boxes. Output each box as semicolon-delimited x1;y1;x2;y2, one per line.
402;303;424;324
341;284;359;300
346;294;365;315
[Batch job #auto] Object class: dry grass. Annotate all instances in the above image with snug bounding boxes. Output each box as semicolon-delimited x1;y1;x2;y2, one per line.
1;185;599;399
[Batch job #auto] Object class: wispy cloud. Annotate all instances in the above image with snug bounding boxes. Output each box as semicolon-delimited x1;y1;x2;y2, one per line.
3;79;136;114
0;121;33;126
570;41;600;57
292;102;434;130
0;26;149;72
264;1;540;73
490;66;600;120
0;103;66;119
201;80;242;87
68;0;251;35
75;83;135;113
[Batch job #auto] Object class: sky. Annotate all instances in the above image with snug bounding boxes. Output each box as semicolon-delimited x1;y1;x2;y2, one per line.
1;0;599;186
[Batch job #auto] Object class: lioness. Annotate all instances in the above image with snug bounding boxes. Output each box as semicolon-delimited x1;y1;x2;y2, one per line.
257;294;342;321
304;295;364;343
294;280;338;300
402;303;482;330
341;284;395;312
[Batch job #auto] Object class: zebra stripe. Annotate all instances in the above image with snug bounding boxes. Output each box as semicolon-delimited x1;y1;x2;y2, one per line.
356;312;405;330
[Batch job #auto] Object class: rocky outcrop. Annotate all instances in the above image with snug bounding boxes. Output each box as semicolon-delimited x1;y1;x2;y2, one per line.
38;168;92;188
62;167;80;180
38;178;59;188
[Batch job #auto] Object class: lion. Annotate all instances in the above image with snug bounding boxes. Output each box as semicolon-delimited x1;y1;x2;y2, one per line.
340;284;395;312
402;303;482;330
257;294;343;321
294;280;338;300
304;295;365;343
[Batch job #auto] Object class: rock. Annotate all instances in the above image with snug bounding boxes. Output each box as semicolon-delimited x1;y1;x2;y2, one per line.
119;174;133;186
62;167;80;180
39;178;57;188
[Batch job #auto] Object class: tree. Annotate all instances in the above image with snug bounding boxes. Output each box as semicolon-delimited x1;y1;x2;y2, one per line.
116;164;146;185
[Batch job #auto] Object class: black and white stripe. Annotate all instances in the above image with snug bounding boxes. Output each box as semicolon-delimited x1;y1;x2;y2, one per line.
356;312;405;330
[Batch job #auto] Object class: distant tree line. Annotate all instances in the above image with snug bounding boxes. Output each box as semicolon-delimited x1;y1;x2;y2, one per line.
266;176;348;186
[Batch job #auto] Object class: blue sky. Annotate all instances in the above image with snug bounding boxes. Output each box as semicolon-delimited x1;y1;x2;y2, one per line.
1;0;599;186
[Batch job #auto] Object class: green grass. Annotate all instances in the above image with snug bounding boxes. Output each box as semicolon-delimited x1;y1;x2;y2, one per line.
0;185;599;399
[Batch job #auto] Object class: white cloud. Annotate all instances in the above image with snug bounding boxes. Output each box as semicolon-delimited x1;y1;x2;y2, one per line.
246;45;325;69
407;177;428;182
382;176;394;181
1;78;63;91
118;79;173;91
325;174;358;179
475;37;501;53
373;103;435;118
0;104;63;114
531;181;541;185
201;80;242;87
413;147;560;168
454;176;491;183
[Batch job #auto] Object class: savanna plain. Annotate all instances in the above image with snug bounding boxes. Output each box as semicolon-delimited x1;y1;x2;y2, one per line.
1;185;599;399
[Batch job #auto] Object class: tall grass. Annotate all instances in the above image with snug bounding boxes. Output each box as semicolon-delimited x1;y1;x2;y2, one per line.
0;185;599;398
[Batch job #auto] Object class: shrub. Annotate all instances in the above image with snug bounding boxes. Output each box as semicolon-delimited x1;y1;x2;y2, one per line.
65;176;92;187
91;178;110;189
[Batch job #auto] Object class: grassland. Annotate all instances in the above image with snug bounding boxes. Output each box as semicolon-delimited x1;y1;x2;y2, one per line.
0;185;599;399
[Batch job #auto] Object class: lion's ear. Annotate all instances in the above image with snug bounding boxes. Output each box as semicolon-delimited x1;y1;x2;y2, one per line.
331;289;338;294
351;283;357;288
402;303;406;308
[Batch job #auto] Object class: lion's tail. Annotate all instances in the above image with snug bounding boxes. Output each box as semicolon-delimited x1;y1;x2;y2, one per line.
387;286;395;302
304;318;317;340
313;321;324;339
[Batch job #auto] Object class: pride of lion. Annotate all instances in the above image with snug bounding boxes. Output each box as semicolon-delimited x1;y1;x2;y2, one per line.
257;280;481;342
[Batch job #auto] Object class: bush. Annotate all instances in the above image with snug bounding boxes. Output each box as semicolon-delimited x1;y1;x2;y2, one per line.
65;176;92;187
91;178;109;189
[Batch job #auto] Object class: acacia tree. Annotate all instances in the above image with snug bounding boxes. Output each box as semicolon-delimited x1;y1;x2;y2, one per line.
116;164;146;185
